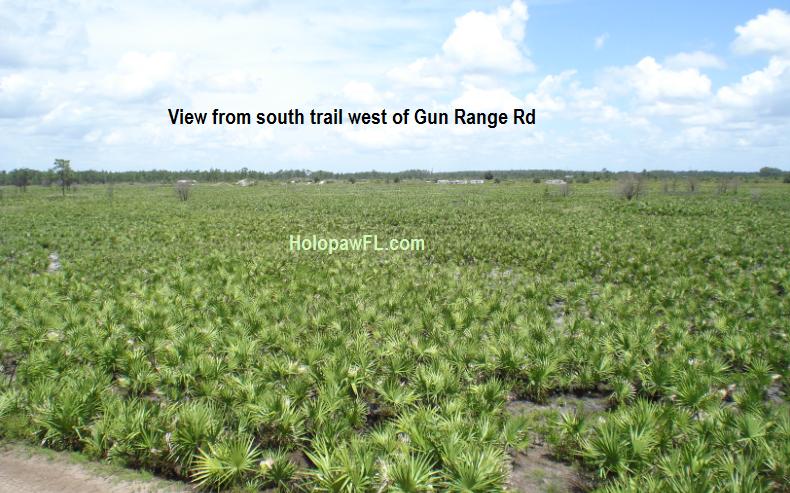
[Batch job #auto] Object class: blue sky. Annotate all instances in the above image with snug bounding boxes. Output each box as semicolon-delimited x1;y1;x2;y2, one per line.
1;1;789;172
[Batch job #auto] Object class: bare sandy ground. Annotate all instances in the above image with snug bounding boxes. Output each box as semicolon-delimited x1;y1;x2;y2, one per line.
0;444;189;493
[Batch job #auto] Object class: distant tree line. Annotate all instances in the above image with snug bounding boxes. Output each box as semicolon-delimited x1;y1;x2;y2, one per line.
0;166;786;188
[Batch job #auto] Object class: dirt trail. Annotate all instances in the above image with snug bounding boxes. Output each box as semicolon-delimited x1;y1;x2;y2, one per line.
0;444;188;493
509;443;589;493
506;393;604;492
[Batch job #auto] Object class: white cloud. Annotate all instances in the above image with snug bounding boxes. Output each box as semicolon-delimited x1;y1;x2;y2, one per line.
387;58;452;89
441;0;532;73
524;70;575;114
342;81;392;105
202;70;262;93
451;83;524;111
338;121;427;149
223;126;275;147
664;51;725;70
339;126;406;148
388;0;532;89
732;9;790;55
523;70;636;124
717;56;790;111
447;83;524;135
709;9;790;126
578;8;790;143
614;56;712;101
101;51;180;101
36;102;95;137
0;73;50;118
1;1;789;172
0;5;89;68
594;33;608;50
672;126;716;148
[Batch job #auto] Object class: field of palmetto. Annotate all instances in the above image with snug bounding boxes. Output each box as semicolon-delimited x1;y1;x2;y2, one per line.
0;180;788;492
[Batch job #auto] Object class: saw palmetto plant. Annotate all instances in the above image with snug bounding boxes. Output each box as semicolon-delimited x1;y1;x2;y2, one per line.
192;434;261;490
0;181;788;491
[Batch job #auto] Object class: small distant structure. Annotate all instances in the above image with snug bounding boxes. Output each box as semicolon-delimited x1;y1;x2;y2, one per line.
469;179;484;184
236;178;255;187
176;179;197;185
437;179;471;185
545;179;566;185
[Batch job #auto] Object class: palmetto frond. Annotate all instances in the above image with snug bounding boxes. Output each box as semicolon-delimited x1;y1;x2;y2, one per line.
192;435;261;490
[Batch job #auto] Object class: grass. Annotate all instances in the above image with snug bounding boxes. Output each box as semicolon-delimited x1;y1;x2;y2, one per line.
0;180;788;492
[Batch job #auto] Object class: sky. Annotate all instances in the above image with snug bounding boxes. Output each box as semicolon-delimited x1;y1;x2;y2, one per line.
1;0;789;172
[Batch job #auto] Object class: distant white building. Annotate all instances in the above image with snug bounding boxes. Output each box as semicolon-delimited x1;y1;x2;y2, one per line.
437;179;471;185
469;179;484;184
236;178;255;187
544;179;566;185
176;179;196;185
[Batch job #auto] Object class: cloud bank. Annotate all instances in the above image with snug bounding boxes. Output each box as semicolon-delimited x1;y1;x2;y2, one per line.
0;1;789;171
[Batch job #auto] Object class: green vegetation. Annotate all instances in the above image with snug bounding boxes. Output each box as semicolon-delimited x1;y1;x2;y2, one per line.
51;159;74;197
1;180;788;492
